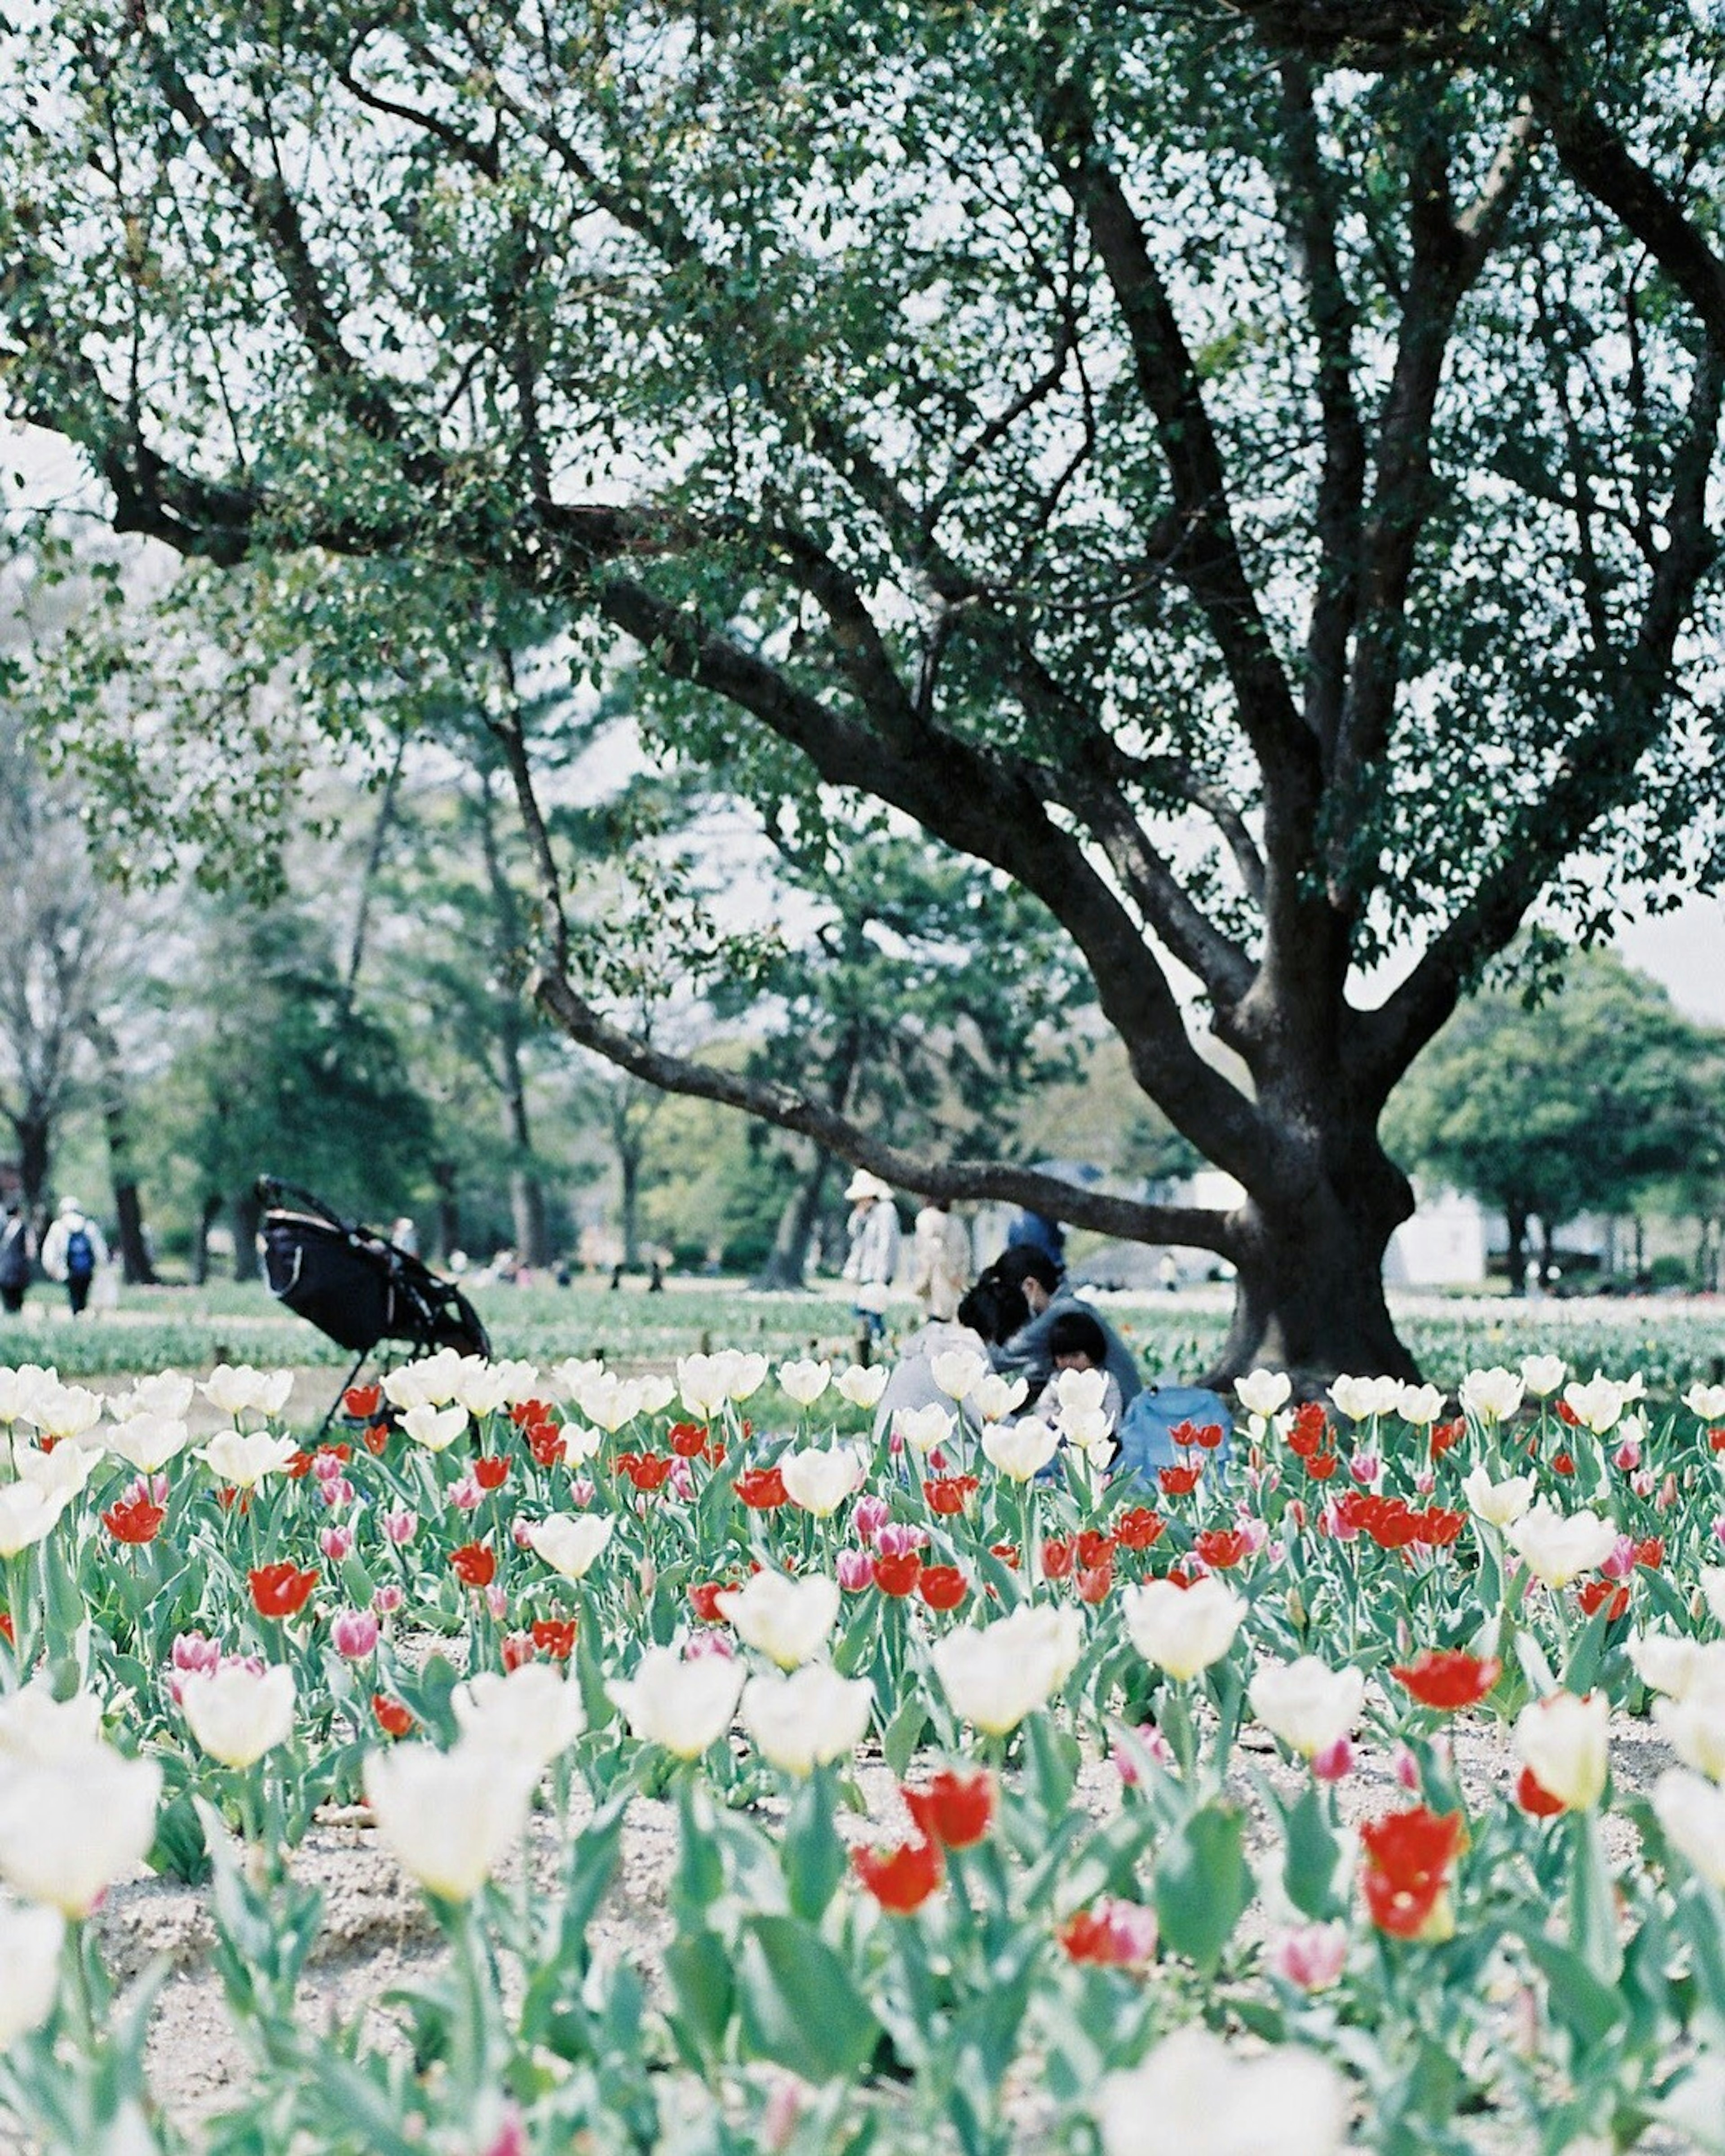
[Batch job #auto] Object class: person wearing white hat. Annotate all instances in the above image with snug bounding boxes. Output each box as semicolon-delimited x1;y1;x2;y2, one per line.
840;1171;901;1339
40;1196;109;1317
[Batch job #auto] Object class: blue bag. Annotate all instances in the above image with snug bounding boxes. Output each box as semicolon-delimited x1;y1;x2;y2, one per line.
65;1225;95;1280
1113;1384;1233;1487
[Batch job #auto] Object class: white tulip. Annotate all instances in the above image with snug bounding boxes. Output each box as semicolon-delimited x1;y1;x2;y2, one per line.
31;1385;104;1444
11;1441;97;1501
572;1374;646;1431
1653;1677;1725;1782
1701;1566;1725;1628
777;1359;832;1408
363;1740;538;1901
0;1483;69;1558
1247;1656;1364;1761
931;1603;1084;1736
181;1665;296;1769
607;1646;744;1758
929;1349;988;1401
724;1352;771;1402
449;1356;512;1419
549;1356;606;1399
1123;1577;1247;1682
676;1354;734;1419
383;1349;462;1411
893;1403;956;1455
200;1364;292;1418
0;1682;104;1764
1684;1383;1725;1422
103;1412;190;1475
0;1894;64;2046
741;1666;873;1776
778;1445;867;1517
1055;1366;1113;1418
525;1513;614;1580
715;1570;840;1669
489;1358;541;1405
1520;1355;1568;1398
0;1367;60;1427
981;1416;1062;1482
452;1663;586;1767
1396;1383;1444;1426
1095;2024;1349;2156
1460;1367;1525;1423
1563;1373;1626;1436
112;1371;195;1422
1058;1405;1115;1452
1628;1630;1718;1701
197;1429;301;1486
1653;1768;1725;1886
1235;1370;1292;1420
636;1372;677;1416
1330;1374;1401;1421
834;1364;889;1409
1515;1691;1609;1811
970;1372;1028;1422
558;1422;605;1465
1462;1464;1535;1529
1507;1503;1620;1588
0;1744;161;1916
398;1403;470;1454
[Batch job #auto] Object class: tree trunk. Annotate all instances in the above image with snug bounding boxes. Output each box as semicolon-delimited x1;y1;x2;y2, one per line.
1504;1202;1529;1299
477;762;551;1266
1537;1216;1556;1290
13;1114;50;1215
510;1169;548;1270
86;1017;157;1284
619;1142;642;1271
752;1149;837;1290
1208;1174;1420;1389
431;1161;460;1261
230;1188;262;1283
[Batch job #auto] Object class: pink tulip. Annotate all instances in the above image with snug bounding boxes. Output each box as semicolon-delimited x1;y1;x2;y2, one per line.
319;1524;354;1563
480;2105;527;2156
1413;1469;1436;1496
873;1523;928;1558
762;2077;803;2154
318;1476;354;1509
511;1518;535;1549
332;1608;379;1659
450;1475;482;1513
372;1583;404;1616
312;1450;345;1482
1600;1535;1636;1582
1268;1921;1348;1991
1311;1734;1354;1782
1631;1471;1656;1499
1348;1453;1380;1487
887;1428;905;1456
382;1507;416;1546
569;1476;596;1507
685;1628;736;1661
1113;1722;1174;1785
125;1473;170;1506
836;1548;875;1591
1393;1744;1421;1793
1324;1501;1358;1542
669;1460;695;1502
854;1494;891;1543
172;1630;221;1676
1613;1436;1641;1472
484;1583;508;1621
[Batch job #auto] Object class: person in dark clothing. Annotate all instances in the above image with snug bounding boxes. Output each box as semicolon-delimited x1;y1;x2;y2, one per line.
0;1202;31;1316
982;1246;1144;1409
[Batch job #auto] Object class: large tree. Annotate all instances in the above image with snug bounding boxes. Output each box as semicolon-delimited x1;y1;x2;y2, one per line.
4;1;1724;1376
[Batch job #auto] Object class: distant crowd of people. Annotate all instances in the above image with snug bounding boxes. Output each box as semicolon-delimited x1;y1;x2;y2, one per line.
0;1196;112;1318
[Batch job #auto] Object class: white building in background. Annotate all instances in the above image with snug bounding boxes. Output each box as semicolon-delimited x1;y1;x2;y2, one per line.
1385;1188;1490;1287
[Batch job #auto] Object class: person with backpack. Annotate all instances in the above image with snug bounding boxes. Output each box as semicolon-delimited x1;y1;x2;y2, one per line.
40;1196;109;1317
983;1246;1145;1411
0;1201;32;1317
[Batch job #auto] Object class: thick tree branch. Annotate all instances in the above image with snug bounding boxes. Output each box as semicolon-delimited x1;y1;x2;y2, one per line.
1357;343;1725;1096
529;969;1238;1252
597;574;1278;1190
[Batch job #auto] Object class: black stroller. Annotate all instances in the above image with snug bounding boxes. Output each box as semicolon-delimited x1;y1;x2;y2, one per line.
257;1178;490;1431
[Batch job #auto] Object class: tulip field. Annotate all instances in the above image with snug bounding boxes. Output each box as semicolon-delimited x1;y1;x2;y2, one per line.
4;1347;1725;2154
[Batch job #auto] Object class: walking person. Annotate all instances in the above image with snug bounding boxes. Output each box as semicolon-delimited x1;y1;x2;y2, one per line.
40;1196;109;1317
840;1170;902;1340
0;1201;31;1317
909;1199;971;1322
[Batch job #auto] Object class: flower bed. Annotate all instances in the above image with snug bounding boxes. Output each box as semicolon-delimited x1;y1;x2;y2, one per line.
2;1350;1725;2154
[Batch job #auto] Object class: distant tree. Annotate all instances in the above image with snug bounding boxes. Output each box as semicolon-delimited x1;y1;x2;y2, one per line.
1384;955;1723;1291
172;905;434;1278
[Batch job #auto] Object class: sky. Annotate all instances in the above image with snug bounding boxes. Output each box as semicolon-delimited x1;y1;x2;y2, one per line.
7;422;1724;1025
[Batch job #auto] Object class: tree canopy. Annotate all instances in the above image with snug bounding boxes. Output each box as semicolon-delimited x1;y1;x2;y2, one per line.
4;0;1724;1374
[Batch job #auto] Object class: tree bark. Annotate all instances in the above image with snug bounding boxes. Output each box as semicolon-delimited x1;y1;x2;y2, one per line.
1504;1202;1529;1299
752;1148;837;1291
230;1186;262;1283
432;1160;461;1262
509;1167;548;1270
191;1193;221;1286
619;1139;642;1271
85;1017;157;1285
13;1115;51;1216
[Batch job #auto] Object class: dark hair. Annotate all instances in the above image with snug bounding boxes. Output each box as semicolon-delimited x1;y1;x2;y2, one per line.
987;1245;1062;1296
1046;1308;1107;1366
956;1276;1029;1346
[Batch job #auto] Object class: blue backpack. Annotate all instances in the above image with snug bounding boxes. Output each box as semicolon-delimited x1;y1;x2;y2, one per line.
1113;1384;1234;1488
65;1225;95;1279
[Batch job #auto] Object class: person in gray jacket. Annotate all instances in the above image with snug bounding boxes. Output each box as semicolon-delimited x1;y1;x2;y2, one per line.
984;1246;1144;1410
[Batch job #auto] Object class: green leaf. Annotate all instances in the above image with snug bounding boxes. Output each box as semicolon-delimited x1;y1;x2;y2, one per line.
663;1927;735;2068
882;1693;926;1780
1520;1929;1627;2052
1280;1778;1345;1921
781;1767;848;1923
1155;1802;1254;1973
733;1915;879;2085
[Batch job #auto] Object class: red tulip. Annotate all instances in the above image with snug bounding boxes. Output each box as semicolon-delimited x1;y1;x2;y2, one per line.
916;1564;968;1612
103;1495;165;1545
344;1384;383;1420
1391;1649;1502;1712
902;1768;993;1849
450;1541;496;1589
248;1562;318;1620
473;1455;510;1491
372;1693;414;1738
852;1836;942;1912
1516;1765;1566;1817
1114;1507;1164;1551
1359;1804;1466;1938
531;1617;578;1660
734;1467;787;1510
872;1552;921;1598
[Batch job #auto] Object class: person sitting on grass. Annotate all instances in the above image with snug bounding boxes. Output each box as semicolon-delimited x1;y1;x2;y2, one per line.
984;1246;1144;1411
1029;1307;1124;1436
871;1273;1030;1448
